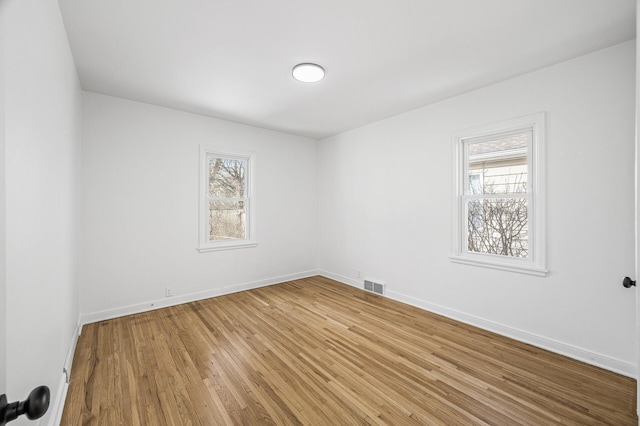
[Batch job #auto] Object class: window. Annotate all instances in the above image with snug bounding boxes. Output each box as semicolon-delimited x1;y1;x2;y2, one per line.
451;113;546;276
198;147;256;252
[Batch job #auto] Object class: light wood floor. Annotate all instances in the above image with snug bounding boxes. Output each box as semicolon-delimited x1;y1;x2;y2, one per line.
62;276;637;425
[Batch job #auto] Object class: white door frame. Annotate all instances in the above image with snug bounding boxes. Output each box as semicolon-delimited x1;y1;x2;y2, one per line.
635;2;640;422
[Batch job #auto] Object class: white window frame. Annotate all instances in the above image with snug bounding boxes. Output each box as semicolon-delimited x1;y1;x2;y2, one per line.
451;113;547;276
198;146;257;252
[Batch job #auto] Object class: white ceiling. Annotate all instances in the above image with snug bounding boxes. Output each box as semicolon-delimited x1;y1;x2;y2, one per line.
58;0;636;139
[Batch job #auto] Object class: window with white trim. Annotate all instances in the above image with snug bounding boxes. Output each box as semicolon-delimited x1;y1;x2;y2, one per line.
198;147;256;252
451;113;546;276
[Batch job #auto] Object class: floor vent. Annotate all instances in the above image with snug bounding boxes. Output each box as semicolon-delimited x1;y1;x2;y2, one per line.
364;280;385;295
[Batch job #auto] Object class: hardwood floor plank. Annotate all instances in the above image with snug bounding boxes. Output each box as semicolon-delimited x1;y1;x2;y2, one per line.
61;276;637;425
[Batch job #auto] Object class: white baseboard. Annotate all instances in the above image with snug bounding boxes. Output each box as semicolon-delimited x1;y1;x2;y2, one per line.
318;270;362;288
47;321;81;426
80;270;320;325
47;373;68;426
318;270;637;378
63;322;81;382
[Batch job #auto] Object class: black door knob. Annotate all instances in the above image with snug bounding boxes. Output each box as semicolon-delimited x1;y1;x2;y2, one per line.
0;386;49;426
623;277;636;288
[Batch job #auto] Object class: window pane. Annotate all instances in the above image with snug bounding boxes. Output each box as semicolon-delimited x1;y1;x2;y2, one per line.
209;200;246;241
467;133;528;195
208;157;247;198
467;197;528;258
469;173;483;195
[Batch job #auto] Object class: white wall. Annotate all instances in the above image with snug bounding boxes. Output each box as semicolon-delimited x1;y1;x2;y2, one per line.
319;41;637;375
79;93;318;319
3;0;81;424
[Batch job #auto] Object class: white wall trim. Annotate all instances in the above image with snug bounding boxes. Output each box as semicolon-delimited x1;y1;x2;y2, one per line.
63;322;81;383
319;270;363;288
80;270;320;325
318;270;637;378
449;256;548;277
451;112;547;276
47;373;69;426
47;321;81;426
198;146;257;253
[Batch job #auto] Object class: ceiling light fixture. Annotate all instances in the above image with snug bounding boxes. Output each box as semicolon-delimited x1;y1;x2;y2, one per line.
292;63;325;83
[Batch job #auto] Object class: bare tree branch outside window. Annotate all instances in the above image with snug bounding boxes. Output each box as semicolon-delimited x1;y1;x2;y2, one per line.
467;176;528;257
208;157;247;241
465;133;528;258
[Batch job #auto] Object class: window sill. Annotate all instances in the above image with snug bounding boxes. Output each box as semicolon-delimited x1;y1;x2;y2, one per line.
197;241;258;253
450;255;548;277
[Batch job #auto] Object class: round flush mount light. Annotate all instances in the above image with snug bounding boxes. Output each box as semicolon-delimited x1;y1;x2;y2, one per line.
292;63;325;83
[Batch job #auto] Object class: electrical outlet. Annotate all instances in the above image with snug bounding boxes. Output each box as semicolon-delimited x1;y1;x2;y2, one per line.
357;270;362;278
165;287;173;297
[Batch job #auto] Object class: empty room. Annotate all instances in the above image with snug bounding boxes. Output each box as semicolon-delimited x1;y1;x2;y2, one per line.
1;0;640;425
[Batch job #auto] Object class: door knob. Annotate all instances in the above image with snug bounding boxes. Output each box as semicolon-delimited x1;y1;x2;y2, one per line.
0;386;49;425
622;277;636;288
